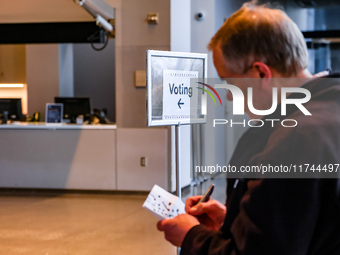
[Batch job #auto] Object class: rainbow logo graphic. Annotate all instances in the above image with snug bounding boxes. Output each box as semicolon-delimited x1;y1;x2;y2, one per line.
197;82;222;106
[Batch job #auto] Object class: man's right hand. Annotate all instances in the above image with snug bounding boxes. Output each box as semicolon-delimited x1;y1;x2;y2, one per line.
185;196;227;231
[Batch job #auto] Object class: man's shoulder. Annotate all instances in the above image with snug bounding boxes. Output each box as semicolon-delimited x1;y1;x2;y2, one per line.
289;95;340;136
253;95;340;165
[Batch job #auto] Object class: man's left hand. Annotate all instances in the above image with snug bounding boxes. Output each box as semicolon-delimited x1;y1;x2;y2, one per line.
157;213;200;247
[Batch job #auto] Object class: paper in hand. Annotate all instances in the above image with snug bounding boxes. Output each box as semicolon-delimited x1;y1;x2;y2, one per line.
143;185;186;219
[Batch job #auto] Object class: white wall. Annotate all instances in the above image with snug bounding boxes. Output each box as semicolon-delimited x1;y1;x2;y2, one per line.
171;0;191;53
73;40;116;122
170;0;193;192
190;0;248;168
26;44;60;120
168;0;241;190
59;44;74;97
190;0;228;171
114;0;170;128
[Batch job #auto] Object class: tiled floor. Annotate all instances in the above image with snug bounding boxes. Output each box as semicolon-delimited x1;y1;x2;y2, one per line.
0;178;226;255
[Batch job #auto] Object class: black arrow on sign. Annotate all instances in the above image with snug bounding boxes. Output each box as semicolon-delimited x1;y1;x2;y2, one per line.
178;98;184;109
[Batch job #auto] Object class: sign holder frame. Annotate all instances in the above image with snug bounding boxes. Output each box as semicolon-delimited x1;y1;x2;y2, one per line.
147;50;208;127
146;50;208;200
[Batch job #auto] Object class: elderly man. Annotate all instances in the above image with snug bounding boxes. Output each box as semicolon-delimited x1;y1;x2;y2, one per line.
157;2;340;255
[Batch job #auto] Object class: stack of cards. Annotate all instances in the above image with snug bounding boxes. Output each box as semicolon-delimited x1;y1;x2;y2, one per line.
143;185;186;219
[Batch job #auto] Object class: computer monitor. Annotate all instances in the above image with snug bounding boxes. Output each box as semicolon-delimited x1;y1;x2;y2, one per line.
54;97;91;123
0;98;23;121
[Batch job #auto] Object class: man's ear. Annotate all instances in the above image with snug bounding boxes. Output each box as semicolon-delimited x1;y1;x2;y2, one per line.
253;62;272;79
253;62;272;89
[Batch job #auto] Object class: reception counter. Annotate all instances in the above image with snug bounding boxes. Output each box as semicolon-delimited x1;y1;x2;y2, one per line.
0;123;169;191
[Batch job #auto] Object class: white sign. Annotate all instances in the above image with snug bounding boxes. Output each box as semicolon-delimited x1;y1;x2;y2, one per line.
162;70;198;122
147;50;207;126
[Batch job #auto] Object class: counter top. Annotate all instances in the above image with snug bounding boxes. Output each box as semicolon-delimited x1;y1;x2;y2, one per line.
0;122;117;130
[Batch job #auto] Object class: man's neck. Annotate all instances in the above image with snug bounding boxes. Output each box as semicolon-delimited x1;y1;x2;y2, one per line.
295;68;313;79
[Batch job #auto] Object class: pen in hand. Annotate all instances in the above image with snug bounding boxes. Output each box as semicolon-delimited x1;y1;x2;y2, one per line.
189;184;225;231
196;184;215;205
187;184;215;216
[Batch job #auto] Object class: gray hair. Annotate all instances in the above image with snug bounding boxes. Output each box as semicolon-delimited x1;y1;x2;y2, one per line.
208;2;308;76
